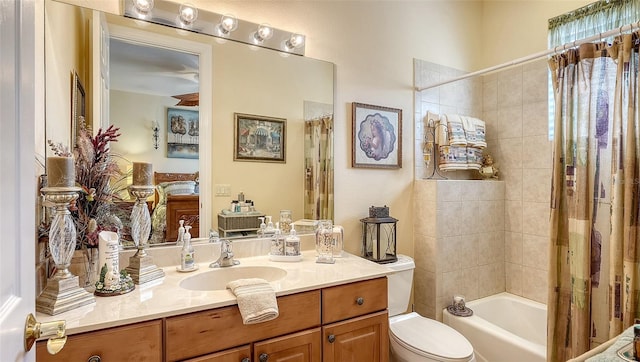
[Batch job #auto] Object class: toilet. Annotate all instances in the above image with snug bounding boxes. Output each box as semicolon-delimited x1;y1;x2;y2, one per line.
387;255;476;362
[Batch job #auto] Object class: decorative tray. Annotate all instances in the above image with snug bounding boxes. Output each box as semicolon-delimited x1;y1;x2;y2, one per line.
617;342;635;361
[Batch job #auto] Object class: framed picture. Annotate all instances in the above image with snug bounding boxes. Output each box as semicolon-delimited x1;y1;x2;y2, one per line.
234;113;286;163
352;102;402;169
71;71;86;147
167;107;199;159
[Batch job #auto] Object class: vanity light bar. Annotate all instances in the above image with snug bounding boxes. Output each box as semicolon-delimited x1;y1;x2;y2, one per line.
124;0;306;56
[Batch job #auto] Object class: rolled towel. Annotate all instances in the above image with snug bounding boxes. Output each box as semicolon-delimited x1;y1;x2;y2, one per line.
227;278;279;325
435;114;448;145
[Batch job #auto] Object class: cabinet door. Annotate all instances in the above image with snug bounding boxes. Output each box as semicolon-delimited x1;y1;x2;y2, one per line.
36;320;162;362
322;311;389;362
254;328;321;362
183;344;251;362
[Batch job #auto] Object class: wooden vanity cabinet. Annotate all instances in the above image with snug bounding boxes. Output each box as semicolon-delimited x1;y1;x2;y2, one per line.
35;319;162;362
182;345;251;362
321;277;389;362
253;328;322;362
165;290;321;361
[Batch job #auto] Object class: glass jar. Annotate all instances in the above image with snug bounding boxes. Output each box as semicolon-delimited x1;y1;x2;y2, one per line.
315;219;334;263
279;210;292;234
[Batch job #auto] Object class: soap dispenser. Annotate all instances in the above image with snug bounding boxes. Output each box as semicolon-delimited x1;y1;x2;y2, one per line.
180;225;196;271
265;216;275;235
285;224;300;257
176;220;185;246
258;217;266;237
270;224;284;256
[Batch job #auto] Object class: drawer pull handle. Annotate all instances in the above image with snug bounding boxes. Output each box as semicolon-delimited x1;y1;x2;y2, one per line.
259;353;269;361
87;356;101;362
328;334;336;343
356;297;364;305
241;358;250;362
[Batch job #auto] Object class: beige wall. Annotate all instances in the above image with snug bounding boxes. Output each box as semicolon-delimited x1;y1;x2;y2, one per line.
44;0;595;259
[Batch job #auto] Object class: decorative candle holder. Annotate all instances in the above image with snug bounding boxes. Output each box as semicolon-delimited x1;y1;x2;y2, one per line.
124;185;165;284
36;187;96;315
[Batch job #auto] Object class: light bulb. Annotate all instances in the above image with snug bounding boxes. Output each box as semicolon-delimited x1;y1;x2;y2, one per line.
217;14;238;36
178;3;198;26
132;0;154;17
286;33;305;50
254;23;273;43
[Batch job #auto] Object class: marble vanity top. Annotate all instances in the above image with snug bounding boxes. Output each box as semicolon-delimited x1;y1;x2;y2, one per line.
36;249;393;336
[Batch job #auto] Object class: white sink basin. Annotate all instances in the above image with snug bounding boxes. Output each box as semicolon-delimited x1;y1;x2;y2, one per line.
179;266;287;291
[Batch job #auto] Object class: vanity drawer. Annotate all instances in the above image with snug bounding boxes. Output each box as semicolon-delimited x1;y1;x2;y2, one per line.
36;319;162;362
322;277;387;324
166;290;321;361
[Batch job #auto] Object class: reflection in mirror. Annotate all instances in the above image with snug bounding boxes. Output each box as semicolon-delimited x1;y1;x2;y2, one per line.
46;0;334;248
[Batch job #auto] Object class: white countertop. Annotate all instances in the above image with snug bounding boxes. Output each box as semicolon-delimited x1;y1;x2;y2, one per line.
37;250;393;336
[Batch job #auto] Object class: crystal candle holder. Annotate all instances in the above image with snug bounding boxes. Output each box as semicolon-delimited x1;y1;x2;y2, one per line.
125;185;165;284
36;187;95;315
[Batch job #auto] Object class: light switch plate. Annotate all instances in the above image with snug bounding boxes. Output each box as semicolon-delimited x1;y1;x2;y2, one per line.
215;184;231;196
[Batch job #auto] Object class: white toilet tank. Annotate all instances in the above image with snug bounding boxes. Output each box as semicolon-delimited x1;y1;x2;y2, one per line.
386;254;415;317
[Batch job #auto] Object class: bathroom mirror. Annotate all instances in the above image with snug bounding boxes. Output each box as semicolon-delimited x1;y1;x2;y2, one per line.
45;0;335;245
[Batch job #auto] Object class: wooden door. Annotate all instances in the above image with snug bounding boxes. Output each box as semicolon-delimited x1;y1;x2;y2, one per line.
183;344;251;362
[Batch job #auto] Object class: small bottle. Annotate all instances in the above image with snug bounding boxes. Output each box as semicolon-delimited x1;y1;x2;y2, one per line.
285;225;300;256
258;217;266;237
176;220;185;246
634;325;640;360
181;225;195;270
270;226;284;256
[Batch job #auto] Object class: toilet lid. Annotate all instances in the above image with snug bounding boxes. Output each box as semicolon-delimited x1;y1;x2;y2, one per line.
389;313;474;361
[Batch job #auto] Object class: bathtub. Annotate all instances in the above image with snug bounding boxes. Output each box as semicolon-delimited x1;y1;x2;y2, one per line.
442;292;547;362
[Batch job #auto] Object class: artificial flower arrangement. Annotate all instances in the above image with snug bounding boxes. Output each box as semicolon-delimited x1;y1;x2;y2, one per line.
46;121;128;250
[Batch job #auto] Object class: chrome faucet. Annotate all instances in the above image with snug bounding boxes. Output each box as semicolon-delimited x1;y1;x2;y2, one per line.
209;239;240;268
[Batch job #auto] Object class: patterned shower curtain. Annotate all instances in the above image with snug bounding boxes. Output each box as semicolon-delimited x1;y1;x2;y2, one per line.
304;115;334;220
547;33;640;361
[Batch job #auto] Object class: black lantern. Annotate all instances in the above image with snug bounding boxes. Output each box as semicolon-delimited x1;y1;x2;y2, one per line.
361;206;397;264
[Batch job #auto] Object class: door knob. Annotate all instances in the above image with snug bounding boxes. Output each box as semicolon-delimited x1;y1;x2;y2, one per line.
24;313;67;355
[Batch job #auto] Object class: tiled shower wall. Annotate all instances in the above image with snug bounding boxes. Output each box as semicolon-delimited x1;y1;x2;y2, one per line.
413;58;551;319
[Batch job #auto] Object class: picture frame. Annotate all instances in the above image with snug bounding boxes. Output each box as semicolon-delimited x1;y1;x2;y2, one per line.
71;71;86;147
167;107;199;159
352;102;402;169
234;113;286;163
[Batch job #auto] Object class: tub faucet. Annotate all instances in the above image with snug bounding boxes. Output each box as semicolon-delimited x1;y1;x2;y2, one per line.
209;239;240;268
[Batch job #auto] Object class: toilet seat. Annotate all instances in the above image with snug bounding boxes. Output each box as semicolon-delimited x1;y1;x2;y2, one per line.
389;312;474;362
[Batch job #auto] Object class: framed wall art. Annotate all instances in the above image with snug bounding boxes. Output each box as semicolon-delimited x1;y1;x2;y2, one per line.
167;107;199;159
71;71;86;147
234;113;286;163
352;102;402;169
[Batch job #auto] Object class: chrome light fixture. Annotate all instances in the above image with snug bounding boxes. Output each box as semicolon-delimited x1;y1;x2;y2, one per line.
253;23;273;44
217;14;238;36
178;3;198;26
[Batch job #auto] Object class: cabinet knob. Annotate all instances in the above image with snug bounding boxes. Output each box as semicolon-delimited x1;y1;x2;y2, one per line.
328;334;336;343
87;356;101;362
259;353;269;361
241;358;250;362
356;297;364;305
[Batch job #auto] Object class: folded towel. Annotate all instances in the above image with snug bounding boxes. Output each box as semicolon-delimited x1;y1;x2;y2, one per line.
461;116;477;144
468;117;487;149
435;115;448;145
445;114;467;146
227;278;279;325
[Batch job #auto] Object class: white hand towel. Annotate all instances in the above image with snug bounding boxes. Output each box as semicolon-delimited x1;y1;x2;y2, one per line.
445;114;467;146
227;278;279;325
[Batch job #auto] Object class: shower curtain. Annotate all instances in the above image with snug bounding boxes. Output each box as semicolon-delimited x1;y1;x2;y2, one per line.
304;115;334;220
547;33;640;361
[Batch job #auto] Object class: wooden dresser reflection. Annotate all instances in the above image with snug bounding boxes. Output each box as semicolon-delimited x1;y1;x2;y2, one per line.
165;194;199;242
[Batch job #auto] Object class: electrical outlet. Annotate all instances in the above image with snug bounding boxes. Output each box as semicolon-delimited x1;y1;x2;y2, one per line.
215;184;231;196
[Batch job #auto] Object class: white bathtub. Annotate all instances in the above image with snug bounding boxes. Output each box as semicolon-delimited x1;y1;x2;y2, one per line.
442;292;547;362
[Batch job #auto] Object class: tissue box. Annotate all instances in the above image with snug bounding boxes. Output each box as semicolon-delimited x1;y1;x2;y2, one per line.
218;213;265;236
